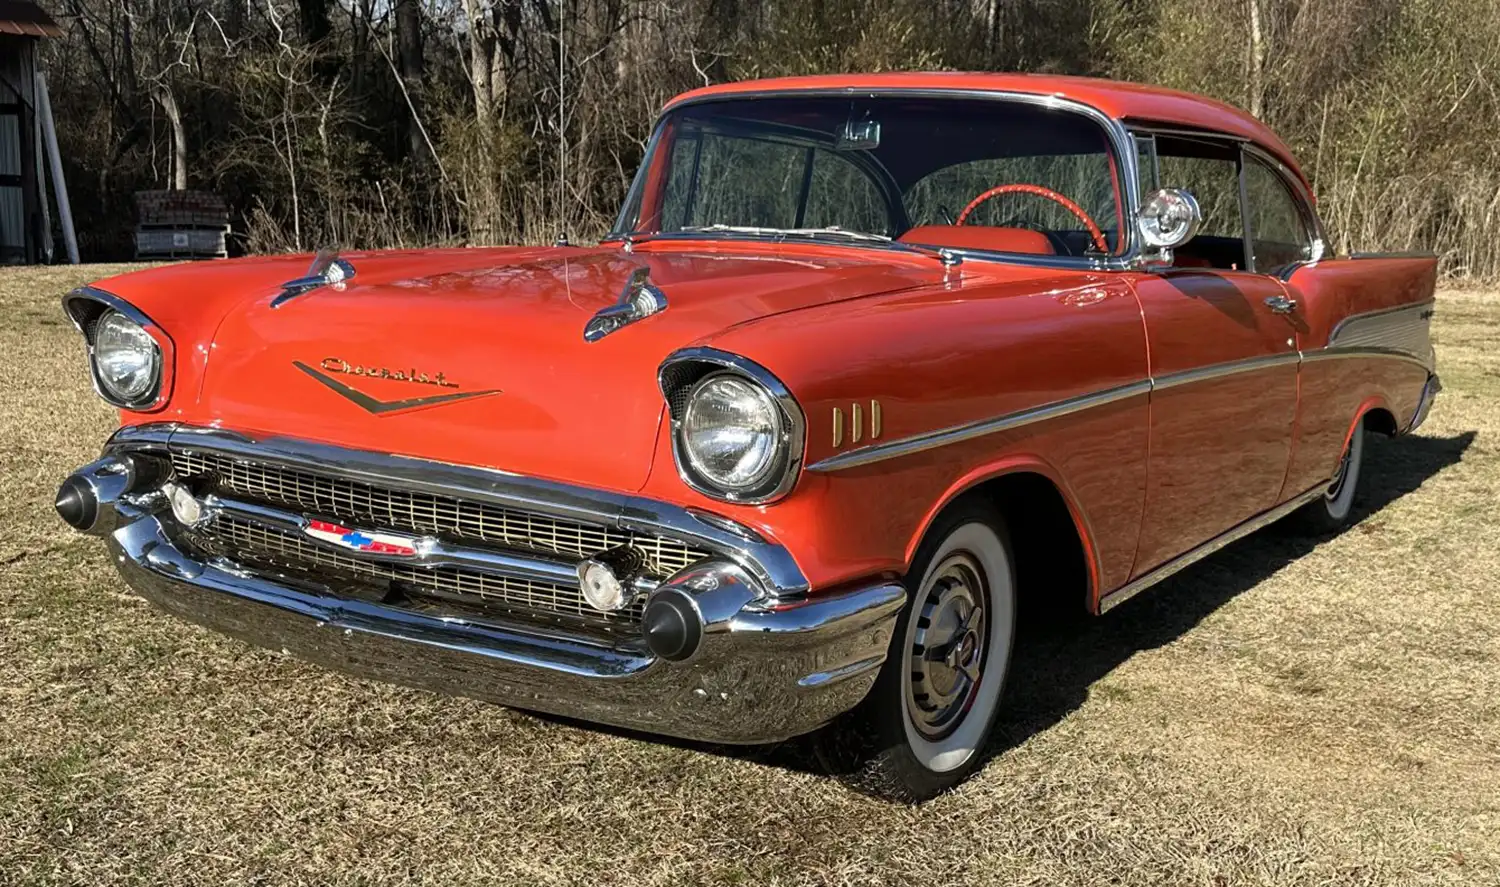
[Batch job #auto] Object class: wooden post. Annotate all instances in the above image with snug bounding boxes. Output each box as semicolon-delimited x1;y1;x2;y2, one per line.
36;72;77;264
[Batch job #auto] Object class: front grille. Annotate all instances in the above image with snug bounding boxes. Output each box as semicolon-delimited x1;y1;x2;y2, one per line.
169;450;710;577
189;516;645;631
167;448;714;637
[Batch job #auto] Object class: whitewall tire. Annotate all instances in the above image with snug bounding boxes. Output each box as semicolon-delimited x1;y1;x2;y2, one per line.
817;498;1016;802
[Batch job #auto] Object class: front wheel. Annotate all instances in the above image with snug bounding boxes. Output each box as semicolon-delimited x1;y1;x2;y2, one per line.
816;499;1016;802
1288;420;1367;534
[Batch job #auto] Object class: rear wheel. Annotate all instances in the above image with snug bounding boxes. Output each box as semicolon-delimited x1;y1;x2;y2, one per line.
816;498;1016;802
1288;419;1367;533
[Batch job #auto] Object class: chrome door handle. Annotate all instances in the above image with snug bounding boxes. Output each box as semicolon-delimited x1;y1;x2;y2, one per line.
1264;295;1298;315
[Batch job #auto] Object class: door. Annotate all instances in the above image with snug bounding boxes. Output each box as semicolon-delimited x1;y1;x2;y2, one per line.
1127;134;1301;578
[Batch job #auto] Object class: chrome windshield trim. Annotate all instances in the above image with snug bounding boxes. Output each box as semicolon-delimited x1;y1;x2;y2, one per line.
613;87;1143;270
105;424;810;597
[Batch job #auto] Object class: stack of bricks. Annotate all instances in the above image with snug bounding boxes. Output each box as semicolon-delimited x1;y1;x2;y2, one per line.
134;190;231;259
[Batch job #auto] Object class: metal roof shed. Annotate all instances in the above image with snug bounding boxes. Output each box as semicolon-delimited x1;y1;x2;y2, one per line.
0;1;72;264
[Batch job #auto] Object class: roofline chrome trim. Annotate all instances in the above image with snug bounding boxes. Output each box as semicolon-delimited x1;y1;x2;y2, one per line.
808;344;1429;473
615;87;1143;270
104;423;811;598
1098;481;1329;613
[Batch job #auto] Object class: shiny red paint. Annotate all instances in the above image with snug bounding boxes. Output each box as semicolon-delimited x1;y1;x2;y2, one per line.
86;76;1437;616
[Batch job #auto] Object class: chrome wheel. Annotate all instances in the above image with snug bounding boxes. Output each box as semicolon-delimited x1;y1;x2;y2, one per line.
904;553;988;741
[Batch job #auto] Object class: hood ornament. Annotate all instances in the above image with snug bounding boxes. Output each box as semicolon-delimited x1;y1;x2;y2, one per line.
271;248;357;309
583;266;667;342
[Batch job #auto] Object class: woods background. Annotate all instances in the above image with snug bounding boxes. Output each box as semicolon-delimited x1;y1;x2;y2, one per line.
42;0;1500;279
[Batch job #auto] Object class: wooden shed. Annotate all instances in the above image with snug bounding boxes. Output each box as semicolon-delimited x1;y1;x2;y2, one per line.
0;0;66;263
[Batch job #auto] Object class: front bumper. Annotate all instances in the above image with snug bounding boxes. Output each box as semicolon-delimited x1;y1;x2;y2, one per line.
69;428;906;745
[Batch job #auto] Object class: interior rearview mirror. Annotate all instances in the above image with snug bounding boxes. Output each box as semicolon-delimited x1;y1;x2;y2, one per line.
1137;188;1202;249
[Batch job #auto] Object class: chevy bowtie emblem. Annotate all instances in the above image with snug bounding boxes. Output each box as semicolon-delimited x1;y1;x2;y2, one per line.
293;358;500;416
304;519;423;556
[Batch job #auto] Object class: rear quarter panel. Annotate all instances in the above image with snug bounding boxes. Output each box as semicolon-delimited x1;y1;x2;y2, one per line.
1283;255;1438;495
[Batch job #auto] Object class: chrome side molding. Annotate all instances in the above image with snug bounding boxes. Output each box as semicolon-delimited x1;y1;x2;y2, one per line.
1097;481;1328;613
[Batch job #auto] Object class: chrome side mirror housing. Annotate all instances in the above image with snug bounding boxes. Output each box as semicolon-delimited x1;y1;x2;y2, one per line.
1137;188;1202;251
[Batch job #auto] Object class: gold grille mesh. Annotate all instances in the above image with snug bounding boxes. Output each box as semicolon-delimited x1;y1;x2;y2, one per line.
194;515;645;630
169;449;709;577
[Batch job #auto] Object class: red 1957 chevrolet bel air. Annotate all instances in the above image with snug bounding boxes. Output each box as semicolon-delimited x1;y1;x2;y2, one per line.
56;73;1439;801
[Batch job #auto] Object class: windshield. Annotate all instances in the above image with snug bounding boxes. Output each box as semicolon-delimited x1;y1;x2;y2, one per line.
612;94;1127;259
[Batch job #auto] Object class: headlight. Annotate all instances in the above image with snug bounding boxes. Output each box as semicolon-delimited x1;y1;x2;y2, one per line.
679;372;794;500
92;310;160;406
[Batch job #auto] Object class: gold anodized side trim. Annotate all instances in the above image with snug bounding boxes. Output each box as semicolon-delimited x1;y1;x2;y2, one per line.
806;341;1432;474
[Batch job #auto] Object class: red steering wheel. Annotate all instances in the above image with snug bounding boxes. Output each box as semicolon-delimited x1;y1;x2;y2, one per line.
956;184;1109;254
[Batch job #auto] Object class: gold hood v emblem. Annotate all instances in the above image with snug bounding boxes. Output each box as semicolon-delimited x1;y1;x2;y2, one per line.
293;360;501;416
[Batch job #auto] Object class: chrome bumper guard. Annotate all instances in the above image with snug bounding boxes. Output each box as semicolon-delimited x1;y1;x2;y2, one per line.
69;425;906;745
1405;372;1442;434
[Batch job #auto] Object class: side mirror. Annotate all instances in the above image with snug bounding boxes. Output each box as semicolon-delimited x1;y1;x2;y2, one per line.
1137;188;1202;250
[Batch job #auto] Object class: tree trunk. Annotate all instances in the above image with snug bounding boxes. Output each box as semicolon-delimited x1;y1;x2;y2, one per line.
462;0;495;124
153;85;188;190
1247;0;1265;117
395;0;427;165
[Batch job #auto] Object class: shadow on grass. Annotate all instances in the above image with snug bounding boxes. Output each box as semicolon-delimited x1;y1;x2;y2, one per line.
532;431;1476;786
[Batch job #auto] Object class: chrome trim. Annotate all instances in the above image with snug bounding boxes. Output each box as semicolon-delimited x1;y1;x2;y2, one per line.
1149;350;1300;392
104;424;811;598
583;265;668;342
808;379;1151;472
61;286;171;411
100;511;904;744
1301;346;1434;371
617;87;1143;271
1098;482;1329;613
201;494;659;596
1406;373;1442;434
271;250;357;308
657;347;807;505
1264;294;1297;315
1325;300;1436;370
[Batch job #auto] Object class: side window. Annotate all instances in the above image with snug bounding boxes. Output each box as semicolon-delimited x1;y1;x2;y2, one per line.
1155;138;1246;270
1243;157;1314;275
802;151;891;236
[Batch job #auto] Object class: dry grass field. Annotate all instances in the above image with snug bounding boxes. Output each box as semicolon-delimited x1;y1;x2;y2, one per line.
0;265;1496;886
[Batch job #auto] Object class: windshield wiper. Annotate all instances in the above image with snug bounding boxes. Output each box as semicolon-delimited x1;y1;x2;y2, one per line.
681;224;893;243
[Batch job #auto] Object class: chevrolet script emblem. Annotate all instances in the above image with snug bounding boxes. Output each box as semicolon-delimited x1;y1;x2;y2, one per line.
294;357;500;416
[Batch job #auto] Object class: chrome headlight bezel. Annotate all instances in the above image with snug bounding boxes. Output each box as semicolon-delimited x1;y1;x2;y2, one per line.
64;288;172;412
660;350;805;505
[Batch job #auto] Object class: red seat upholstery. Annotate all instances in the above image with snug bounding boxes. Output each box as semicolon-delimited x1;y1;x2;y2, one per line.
897;225;1055;255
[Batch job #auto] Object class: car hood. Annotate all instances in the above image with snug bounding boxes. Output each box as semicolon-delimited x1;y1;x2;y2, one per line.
187;244;949;492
